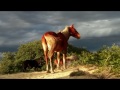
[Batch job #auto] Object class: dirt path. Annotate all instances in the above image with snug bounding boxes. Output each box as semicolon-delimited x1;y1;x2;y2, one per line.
0;65;104;79
0;66;120;79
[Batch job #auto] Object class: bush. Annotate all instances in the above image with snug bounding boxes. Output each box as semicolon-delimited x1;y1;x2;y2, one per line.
0;52;15;74
1;40;120;75
0;40;45;74
68;43;120;74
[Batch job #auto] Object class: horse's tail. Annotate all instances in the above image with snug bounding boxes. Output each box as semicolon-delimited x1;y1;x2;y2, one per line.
41;35;48;52
41;35;48;61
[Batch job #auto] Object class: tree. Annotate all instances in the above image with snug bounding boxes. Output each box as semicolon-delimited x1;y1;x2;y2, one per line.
0;52;16;74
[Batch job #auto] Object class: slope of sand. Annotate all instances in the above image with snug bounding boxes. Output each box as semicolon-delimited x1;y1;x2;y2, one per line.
0;65;100;79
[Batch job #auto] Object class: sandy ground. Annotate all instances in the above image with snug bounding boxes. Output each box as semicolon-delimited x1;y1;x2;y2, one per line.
0;65;101;79
1;65;119;79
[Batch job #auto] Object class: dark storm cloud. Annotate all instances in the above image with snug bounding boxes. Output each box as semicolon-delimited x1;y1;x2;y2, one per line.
0;11;120;55
69;35;120;51
0;45;19;59
0;45;19;52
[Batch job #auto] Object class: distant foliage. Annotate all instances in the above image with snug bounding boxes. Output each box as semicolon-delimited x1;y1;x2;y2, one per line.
0;40;45;74
15;40;43;60
0;52;16;74
71;43;120;74
67;44;89;54
0;40;120;75
96;44;120;74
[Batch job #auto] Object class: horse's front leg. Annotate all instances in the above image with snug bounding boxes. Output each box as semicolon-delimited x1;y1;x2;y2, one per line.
57;52;60;70
63;53;67;70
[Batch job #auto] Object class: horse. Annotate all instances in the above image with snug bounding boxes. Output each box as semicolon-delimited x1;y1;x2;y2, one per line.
54;55;79;69
41;24;80;73
22;57;44;72
54;59;63;69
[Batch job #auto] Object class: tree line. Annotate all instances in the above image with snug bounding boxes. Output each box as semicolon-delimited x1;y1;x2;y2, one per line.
0;40;120;75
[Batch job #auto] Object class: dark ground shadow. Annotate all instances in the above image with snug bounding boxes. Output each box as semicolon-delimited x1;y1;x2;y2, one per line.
58;70;98;79
57;69;115;79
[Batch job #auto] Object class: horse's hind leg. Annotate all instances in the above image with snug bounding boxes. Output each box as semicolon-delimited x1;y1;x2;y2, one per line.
22;63;26;72
44;51;50;73
49;58;54;73
42;39;49;73
63;53;67;70
57;52;61;70
48;50;55;73
23;66;27;72
34;67;38;71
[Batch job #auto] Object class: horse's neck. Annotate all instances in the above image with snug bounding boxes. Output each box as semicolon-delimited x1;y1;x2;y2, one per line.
60;27;70;41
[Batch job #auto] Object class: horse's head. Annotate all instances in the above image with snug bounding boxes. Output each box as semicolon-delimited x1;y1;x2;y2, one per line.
69;24;80;39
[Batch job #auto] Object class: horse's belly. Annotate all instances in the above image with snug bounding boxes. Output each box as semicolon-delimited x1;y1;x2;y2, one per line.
44;33;67;51
55;43;66;51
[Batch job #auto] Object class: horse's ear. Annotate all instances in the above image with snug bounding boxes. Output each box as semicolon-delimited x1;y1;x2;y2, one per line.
70;24;74;27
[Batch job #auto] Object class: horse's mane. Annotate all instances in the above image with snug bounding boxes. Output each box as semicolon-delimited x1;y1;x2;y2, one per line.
57;26;70;40
58;26;69;32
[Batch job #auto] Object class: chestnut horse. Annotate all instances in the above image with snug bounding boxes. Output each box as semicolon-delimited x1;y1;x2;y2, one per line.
54;55;79;68
54;59;63;68
41;24;80;73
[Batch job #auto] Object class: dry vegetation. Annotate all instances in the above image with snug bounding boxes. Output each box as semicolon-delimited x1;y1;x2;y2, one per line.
0;65;117;79
1;41;120;79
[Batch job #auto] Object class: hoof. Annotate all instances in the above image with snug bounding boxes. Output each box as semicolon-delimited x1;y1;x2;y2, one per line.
46;71;50;73
61;69;63;71
51;71;54;74
57;67;61;70
63;67;67;69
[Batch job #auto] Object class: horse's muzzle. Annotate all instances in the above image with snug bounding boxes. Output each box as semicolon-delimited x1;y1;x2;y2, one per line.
77;34;80;39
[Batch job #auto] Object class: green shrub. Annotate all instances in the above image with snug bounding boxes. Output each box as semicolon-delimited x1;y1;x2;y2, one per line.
1;40;120;75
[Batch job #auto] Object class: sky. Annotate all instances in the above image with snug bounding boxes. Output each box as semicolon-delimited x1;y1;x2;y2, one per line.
0;11;120;58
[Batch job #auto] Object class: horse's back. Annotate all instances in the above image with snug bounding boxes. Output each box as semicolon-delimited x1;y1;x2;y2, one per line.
42;31;68;51
43;31;58;37
43;31;60;40
42;32;60;49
